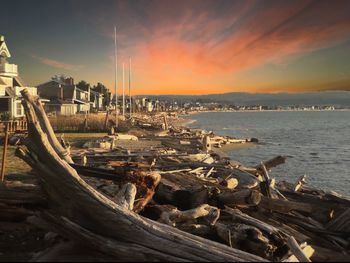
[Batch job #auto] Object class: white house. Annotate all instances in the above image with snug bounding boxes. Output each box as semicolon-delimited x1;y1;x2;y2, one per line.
0;35;37;119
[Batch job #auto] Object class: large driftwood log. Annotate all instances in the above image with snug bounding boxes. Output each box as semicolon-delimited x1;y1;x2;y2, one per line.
18;89;264;262
21;89;73;163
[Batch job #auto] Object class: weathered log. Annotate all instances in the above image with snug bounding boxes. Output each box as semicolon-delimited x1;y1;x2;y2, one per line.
222;207;284;237
259;196;315;214
326;208;350;233
0;187;46;206
18;89;265;262
217;189;262;207
114;183;136;210
220;177;239;190
21;89;73;163
216;222;276;259
158;204;220;227
0;204;34;222
177;224;214;237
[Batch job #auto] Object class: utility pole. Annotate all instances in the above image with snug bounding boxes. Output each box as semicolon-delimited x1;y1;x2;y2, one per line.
122;63;125;117
114;26;118;128
129;56;132;118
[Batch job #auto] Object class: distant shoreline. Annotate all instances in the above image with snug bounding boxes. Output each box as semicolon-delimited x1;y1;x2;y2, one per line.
185;109;350;115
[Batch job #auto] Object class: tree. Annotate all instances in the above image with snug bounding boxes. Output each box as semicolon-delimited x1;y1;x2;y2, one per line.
92;82;111;108
76;80;90;91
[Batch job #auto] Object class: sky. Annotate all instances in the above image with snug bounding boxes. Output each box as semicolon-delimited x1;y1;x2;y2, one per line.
1;0;350;95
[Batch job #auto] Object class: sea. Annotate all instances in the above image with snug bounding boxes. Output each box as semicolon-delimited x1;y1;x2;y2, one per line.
184;111;350;196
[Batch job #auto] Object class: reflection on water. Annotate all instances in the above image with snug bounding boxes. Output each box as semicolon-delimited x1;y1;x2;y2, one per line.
185;111;350;196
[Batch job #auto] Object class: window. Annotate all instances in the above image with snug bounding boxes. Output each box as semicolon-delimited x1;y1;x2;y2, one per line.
16;102;22;116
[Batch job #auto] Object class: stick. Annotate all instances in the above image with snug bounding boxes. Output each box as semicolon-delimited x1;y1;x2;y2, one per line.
286;236;312;262
1;122;9;182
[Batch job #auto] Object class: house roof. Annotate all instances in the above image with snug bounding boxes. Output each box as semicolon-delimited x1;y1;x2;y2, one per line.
37;81;76;100
13;76;26;87
47;98;76;105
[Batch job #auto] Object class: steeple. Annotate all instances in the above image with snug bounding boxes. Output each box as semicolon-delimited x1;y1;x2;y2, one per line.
0;35;11;60
0;35;17;77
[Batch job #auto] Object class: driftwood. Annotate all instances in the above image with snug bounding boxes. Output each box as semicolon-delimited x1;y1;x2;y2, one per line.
21;89;73;163
326;208;350;233
217;189;262;207
259;196;315;214
17;89;265;261
286;236;312;262
215;222;276;259
157;204;220;227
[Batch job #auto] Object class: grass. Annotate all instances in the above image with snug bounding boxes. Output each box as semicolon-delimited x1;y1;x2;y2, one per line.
48;114;108;132
0;145;32;175
57;132;108;147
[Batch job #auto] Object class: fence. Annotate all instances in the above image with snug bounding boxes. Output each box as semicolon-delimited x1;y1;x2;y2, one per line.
0;119;28;134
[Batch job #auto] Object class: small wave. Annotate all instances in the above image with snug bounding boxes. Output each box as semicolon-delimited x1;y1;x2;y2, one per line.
185;119;197;125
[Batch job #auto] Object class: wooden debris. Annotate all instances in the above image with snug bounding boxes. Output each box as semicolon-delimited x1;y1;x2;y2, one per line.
0;88;349;262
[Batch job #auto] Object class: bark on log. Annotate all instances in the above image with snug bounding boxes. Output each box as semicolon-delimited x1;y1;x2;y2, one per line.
217;189;262;207
259;196;315;214
18;89;265;262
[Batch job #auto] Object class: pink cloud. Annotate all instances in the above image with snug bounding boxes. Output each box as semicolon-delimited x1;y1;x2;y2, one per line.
31;54;84;71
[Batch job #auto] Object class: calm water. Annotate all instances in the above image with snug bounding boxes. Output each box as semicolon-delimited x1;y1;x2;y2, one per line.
184;111;350;196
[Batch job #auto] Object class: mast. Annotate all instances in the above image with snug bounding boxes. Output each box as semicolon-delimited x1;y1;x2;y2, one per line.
129;56;132;118
122;63;125;117
114;26;118;127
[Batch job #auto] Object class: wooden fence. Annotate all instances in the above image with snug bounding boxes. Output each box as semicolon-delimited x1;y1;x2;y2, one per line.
0;119;28;134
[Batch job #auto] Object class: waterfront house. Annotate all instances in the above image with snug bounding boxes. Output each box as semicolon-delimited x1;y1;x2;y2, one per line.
90;89;104;111
37;76;90;115
0;35;37;119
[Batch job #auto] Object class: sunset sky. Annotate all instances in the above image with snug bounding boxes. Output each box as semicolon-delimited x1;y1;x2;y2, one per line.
1;0;350;95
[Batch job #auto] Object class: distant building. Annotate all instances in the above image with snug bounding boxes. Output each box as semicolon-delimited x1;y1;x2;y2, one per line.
0;35;37;119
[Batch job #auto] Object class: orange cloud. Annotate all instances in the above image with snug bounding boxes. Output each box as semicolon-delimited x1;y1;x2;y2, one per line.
97;0;350;94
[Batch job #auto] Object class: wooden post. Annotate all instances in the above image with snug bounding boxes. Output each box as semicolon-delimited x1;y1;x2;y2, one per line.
1;122;9;182
104;110;109;131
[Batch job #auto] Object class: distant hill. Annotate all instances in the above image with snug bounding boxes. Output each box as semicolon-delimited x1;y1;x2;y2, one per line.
140;91;350;107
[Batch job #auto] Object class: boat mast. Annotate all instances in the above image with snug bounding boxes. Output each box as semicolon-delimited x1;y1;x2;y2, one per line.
114;26;118;128
122;63;125;117
129;56;132;118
